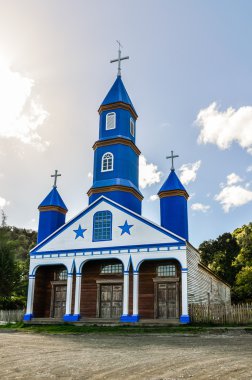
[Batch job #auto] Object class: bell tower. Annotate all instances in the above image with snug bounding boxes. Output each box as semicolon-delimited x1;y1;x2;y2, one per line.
87;43;143;214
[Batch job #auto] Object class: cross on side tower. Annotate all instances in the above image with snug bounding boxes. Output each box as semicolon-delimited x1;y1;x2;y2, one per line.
110;40;129;77
166;151;179;171
51;170;61;188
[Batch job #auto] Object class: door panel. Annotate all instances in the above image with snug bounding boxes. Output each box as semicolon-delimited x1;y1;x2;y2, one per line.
157;282;179;319
100;284;122;318
53;285;67;318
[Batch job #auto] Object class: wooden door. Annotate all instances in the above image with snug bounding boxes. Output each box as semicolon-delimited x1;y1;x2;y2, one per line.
157;283;179;319
52;284;67;318
100;284;123;318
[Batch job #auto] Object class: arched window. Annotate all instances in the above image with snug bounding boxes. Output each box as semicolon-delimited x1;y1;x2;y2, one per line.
106;112;116;130
93;211;112;241
101;152;114;172
130;117;135;137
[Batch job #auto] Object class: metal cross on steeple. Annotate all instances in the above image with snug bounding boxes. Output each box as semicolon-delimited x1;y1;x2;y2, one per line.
166;151;179;171
51;170;61;188
110;40;129;77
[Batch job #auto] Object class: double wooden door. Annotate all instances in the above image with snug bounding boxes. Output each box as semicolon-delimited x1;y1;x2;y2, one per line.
100;284;123;318
157;282;179;319
51;284;67;318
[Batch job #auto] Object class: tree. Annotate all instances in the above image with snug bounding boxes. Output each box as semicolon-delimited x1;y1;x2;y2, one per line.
233;266;252;302
199;232;240;286
0;242;19;297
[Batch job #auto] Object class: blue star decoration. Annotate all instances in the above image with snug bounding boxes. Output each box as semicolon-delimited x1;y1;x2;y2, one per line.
118;220;134;235
73;224;87;239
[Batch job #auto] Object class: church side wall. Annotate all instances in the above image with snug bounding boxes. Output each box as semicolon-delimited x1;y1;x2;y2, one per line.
187;245;231;305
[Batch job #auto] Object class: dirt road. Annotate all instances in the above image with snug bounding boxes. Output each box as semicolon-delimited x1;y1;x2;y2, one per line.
0;331;252;379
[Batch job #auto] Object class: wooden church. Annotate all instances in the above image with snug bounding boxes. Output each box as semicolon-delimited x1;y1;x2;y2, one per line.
24;48;230;324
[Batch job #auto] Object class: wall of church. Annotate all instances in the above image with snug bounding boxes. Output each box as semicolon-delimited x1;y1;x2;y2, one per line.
187;244;231;305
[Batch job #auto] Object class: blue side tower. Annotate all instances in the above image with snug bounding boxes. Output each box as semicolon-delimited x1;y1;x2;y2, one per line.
158;169;189;240
88;71;143;214
37;186;68;243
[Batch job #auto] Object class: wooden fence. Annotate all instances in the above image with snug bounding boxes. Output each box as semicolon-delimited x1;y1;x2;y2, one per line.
189;303;252;325
0;310;24;323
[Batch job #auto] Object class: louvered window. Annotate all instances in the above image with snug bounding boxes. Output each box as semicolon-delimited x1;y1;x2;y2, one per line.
106;112;116;130
93;211;112;241
130;118;135;136
101;152;114;172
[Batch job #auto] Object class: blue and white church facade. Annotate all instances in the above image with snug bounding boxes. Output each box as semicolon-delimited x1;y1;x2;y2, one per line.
24;51;230;324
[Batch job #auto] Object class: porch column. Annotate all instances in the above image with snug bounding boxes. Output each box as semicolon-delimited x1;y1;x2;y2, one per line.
132;271;140;322
73;273;82;320
24;275;35;321
63;273;73;321
120;271;129;322
180;268;190;323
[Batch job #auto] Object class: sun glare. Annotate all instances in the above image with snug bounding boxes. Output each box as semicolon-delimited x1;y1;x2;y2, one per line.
0;54;49;149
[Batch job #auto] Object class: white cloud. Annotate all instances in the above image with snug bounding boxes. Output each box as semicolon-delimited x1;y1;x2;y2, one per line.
196;102;252;154
0;196;10;208
226;173;243;186
0;56;49;150
215;185;252;212
247;166;252;172
149;194;159;201
139;155;162;189
179;160;201;185
191;203;210;213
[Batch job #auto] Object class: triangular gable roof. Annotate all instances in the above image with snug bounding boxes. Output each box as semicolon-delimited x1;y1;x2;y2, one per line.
31;196;185;254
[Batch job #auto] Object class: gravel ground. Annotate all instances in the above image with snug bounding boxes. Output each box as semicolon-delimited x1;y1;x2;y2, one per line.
0;331;252;379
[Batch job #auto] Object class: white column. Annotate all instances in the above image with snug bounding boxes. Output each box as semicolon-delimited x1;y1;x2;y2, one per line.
25;275;35;318
65;273;73;316
180;269;190;323
74;273;82;316
122;271;129;316
133;271;139;316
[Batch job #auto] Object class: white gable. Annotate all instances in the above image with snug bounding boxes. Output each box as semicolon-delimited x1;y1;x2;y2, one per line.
34;198;183;253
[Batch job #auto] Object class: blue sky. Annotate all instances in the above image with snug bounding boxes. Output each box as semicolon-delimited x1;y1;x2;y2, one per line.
0;0;251;247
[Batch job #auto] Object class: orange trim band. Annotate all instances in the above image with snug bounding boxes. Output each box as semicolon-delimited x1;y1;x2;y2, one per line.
98;102;138;120
38;206;68;215
87;185;143;201
93;137;141;156
158;190;189;200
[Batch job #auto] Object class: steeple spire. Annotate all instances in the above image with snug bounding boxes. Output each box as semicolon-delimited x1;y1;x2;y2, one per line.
110;41;129;77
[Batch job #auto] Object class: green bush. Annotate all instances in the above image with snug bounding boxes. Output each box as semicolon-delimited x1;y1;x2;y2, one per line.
0;296;26;310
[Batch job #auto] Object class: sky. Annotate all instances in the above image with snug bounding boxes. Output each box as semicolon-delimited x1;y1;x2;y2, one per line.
0;0;251;248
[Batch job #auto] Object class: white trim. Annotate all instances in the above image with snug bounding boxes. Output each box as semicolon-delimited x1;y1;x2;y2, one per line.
130;117;135;137
101;152;114;172
106;112;116;130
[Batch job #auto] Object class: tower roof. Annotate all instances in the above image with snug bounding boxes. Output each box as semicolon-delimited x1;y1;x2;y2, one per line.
100;76;137;115
39;187;68;211
158;170;188;195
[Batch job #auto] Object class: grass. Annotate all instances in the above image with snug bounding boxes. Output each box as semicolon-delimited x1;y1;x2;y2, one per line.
0;322;251;335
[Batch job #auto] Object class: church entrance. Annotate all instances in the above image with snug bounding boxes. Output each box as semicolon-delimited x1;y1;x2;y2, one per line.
156;282;179;319
99;283;123;318
51;284;67;318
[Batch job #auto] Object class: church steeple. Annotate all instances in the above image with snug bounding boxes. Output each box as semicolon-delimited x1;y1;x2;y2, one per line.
37;171;68;243
158;152;189;240
87;45;143;214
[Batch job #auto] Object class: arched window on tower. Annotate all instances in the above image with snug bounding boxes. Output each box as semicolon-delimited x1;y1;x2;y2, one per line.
93;210;112;241
101;152;114;172
106;112;116;130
